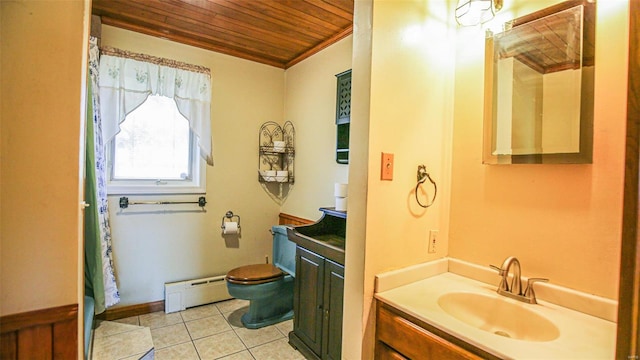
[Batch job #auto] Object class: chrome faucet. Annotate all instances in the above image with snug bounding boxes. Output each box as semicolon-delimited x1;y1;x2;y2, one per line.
490;256;548;304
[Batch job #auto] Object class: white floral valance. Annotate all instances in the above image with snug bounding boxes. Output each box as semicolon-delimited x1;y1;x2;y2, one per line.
98;47;213;165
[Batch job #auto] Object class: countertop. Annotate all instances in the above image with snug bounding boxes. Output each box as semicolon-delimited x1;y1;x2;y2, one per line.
374;259;617;359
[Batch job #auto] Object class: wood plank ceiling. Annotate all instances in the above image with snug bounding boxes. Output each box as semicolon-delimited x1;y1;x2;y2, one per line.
92;0;354;69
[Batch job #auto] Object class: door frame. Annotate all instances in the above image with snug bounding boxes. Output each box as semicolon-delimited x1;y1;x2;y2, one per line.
617;1;640;358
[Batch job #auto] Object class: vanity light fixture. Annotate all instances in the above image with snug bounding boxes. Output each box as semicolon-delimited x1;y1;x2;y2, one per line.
455;0;503;26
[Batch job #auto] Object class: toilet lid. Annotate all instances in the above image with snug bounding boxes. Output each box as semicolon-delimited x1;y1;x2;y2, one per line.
226;264;284;285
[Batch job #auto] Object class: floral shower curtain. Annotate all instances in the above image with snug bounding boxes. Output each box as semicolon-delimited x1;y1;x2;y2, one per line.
85;36;120;314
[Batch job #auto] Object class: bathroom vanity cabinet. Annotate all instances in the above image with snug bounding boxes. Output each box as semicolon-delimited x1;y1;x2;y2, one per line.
290;247;344;360
287;208;346;360
375;303;496;360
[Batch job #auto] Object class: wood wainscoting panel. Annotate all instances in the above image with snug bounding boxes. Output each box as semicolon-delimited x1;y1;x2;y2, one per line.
53;318;78;358
279;213;314;226
0;303;78;360
18;325;52;359
0;332;17;359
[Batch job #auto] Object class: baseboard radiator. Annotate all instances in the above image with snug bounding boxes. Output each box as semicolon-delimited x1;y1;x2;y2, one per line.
165;275;232;313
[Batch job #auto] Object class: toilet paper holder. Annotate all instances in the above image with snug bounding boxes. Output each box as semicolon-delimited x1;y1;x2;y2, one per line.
221;211;241;231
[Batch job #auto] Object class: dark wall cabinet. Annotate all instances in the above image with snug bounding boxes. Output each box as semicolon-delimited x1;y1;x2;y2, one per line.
290;246;344;360
335;70;351;164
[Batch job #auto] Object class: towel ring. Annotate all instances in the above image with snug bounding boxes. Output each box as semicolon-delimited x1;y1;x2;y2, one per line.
415;165;437;208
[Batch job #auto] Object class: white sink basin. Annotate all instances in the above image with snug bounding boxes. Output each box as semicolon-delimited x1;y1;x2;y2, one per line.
375;265;617;359
437;292;560;342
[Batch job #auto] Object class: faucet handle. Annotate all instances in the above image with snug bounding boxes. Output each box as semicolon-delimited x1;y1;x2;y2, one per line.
524;278;548;303
489;264;505;275
489;265;509;291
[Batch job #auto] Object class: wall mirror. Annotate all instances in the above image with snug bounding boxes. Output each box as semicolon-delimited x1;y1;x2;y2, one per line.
483;0;595;164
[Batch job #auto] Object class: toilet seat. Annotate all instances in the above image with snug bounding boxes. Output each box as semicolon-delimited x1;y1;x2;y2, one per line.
226;264;284;285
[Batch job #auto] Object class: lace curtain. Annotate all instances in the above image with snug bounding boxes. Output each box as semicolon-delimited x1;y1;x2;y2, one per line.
98;47;213;165
86;37;120;313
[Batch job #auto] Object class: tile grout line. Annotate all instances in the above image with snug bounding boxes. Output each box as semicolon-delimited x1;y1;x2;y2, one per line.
190;306;244;360
92;323;154;360
136;300;298;360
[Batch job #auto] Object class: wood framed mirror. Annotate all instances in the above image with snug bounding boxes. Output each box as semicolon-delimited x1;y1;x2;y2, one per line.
483;0;595;164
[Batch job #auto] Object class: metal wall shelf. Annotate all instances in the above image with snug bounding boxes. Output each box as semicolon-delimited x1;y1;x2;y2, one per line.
258;121;295;184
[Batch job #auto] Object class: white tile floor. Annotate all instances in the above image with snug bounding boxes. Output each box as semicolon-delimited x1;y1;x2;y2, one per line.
92;299;305;360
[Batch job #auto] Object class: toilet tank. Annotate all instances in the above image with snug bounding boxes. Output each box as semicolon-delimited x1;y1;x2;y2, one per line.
272;225;296;276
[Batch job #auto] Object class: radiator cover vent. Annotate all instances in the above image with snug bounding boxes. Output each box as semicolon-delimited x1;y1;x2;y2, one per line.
164;275;232;313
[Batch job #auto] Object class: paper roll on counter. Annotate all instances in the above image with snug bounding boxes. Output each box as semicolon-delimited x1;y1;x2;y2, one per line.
335;197;347;211
334;183;348;197
335;183;348;211
222;221;239;235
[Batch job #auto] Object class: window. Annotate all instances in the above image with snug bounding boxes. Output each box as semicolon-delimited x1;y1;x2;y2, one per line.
107;95;206;194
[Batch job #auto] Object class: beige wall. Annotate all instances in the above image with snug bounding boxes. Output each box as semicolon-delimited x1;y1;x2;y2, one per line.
1;0;87;316
103;27;354;307
450;0;628;300
102;26;285;306
0;1;630;359
344;0;458;358
364;0;455;273
344;0;630;358
342;0;373;358
281;36;352;221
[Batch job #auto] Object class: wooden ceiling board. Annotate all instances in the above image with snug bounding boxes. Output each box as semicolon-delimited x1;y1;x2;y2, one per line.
196;0;328;42
98;11;293;65
92;0;354;69
305;0;353;19
251;0;348;32
97;0;299;57
169;0;315;47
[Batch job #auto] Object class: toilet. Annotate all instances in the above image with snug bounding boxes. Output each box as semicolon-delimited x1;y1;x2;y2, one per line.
225;225;296;329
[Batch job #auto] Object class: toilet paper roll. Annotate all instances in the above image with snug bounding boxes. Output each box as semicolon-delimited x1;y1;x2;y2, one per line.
223;221;239;235
335;197;347;211
334;183;348;197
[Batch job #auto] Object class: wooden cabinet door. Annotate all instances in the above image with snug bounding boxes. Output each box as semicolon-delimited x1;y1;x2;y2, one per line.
322;260;344;360
376;341;409;360
294;246;325;355
376;305;483;360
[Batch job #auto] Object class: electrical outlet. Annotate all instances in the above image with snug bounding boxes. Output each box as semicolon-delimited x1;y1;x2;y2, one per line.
381;152;394;180
428;230;438;253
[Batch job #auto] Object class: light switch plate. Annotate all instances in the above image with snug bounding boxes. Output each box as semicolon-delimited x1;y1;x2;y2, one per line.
381;153;394;180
